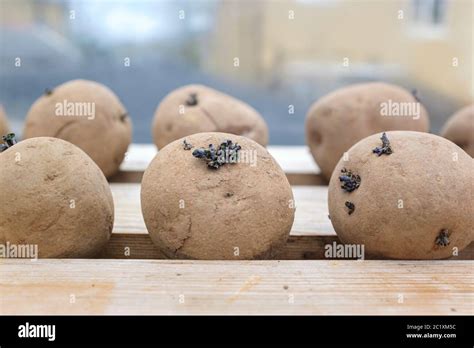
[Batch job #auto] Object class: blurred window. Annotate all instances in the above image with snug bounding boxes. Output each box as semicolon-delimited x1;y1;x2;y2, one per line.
412;0;446;26
409;0;447;39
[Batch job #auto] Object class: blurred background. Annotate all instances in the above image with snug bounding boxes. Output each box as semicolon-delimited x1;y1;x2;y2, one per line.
0;0;472;144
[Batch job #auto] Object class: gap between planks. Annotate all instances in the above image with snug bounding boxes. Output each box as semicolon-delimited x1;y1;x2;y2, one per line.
1;259;472;315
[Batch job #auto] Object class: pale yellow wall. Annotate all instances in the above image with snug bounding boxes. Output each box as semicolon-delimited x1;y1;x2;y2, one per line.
208;1;266;81
404;0;473;103
207;0;473;103
0;0;36;25
0;0;66;32
260;1;405;66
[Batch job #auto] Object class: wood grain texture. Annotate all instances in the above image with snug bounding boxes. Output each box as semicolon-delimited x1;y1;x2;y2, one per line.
2;145;472;315
111;183;335;236
101;233;473;260
101;233;339;260
108;183;473;260
1;259;472;315
120;144;320;173
110;144;325;185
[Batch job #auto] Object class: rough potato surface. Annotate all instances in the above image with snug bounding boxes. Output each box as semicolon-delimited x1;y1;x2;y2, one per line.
0;137;114;258
328;131;473;259
152;85;268;149
141;132;294;259
306;82;430;180
23;79;132;178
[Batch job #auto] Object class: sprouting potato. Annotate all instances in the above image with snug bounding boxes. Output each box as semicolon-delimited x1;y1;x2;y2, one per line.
23;79;132;178
152;84;268;149
0;137;114;258
306;82;430;180
141;132;294;260
328;131;473;259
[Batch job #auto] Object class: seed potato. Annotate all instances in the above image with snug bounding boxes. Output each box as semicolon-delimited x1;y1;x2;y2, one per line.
152;84;269;149
440;104;474;157
0;137;114;258
306;82;430;180
23;79;132;178
141;132;294;259
328;131;473;259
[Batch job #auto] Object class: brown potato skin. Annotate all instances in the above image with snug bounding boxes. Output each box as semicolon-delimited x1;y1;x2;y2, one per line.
306;82;430;180
152;85;269;149
23;79;132;178
328;131;473;259
0;137;114;258
0;104;9;136
141;132;294;260
441;104;474;157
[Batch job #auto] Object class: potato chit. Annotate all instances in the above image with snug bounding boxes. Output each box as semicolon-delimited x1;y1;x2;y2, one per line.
0;137;114;258
141;132;294;259
305;82;430;180
328;131;473;259
0;133;17;152
152;84;269;149
23;79;132;178
441;104;474;157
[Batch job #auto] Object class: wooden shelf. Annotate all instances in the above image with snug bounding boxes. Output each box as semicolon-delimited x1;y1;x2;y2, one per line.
105;183;473;260
2;259;472;315
1;144;472;315
110;144;326;185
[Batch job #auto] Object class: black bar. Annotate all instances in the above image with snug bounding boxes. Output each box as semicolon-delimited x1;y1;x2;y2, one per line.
0;316;472;346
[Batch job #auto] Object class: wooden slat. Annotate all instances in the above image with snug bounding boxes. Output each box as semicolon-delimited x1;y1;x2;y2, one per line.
1;259;472;315
108;183;473;260
101;233;339;260
102;233;473;260
111;183;335;236
120;144;319;173
111;144;325;185
3;145;471;316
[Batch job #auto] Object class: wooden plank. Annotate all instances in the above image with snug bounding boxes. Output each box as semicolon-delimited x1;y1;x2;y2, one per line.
112;183;147;234
111;183;335;236
102;232;474;260
111;144;325;185
101;233;338;260
120;144;320;173
108;183;473;260
1;259;472;315
110;171;325;186
262;146;320;174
